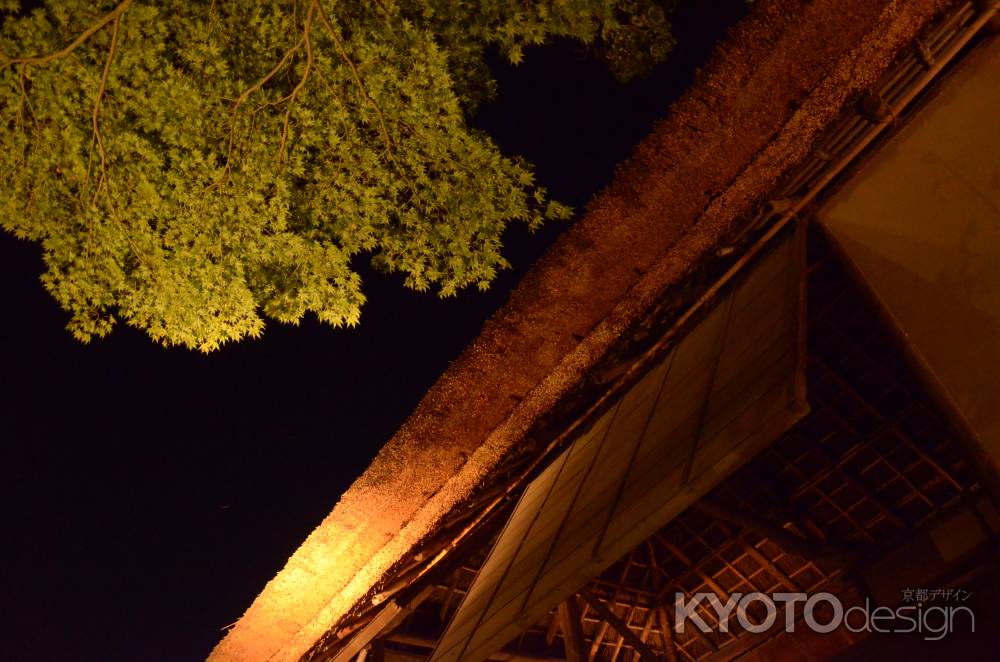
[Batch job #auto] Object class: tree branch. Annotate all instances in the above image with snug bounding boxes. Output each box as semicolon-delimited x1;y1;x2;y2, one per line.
279;0;317;163
314;0;403;176
2;0;133;68
88;10;147;271
92;9;124;195
15;64;28;127
221;36;304;176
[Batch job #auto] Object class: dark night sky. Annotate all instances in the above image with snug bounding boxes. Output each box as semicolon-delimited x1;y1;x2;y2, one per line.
0;3;747;660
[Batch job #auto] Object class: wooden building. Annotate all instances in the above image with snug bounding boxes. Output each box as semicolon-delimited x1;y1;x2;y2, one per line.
210;1;1000;660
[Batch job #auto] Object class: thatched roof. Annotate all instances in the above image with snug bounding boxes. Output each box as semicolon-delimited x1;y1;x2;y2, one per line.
208;1;952;660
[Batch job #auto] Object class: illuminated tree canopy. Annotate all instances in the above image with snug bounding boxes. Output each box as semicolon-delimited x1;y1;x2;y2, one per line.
0;0;674;351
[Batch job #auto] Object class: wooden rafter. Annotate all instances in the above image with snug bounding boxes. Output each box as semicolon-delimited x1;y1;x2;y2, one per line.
579;589;662;662
587;549;637;660
608;590;641;662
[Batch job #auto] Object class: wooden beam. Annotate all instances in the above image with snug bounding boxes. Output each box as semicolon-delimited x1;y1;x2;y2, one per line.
588;614;609;661
578;590;662;661
332;602;401;662
608;595;640;662
637;608;655;650
556;597;587;662
331;586;435;662
691;497;855;564
587;549;636;661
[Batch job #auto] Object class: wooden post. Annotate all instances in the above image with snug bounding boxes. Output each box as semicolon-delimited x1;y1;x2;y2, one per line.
556;597;587;662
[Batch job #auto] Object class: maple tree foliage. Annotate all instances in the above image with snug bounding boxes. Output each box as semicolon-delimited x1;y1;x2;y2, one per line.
1;0;674;351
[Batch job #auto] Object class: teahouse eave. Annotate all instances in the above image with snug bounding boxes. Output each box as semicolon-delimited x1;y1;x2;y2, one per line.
209;2;960;660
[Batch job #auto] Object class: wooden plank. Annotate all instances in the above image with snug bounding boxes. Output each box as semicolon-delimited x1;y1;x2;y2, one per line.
688;349;797;482
434;448;576;659
592;356;676;558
